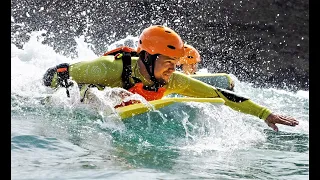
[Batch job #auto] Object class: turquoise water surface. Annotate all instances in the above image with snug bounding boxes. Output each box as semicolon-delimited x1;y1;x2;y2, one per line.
11;34;309;180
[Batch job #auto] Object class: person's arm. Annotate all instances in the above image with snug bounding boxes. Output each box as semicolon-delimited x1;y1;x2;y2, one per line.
166;72;298;131
166;72;271;119
69;56;123;87
48;56;125;89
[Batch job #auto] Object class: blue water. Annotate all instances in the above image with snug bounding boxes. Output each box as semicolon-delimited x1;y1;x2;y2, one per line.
11;33;309;180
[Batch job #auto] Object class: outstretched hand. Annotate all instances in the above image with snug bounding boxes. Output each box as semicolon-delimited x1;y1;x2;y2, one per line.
265;113;299;132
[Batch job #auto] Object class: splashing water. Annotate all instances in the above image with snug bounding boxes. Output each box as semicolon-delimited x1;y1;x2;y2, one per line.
11;31;309;180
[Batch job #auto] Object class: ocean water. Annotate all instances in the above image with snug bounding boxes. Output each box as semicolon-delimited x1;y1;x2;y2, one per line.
11;32;309;180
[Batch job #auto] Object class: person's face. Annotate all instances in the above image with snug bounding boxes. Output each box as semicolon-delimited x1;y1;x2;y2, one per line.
153;55;178;84
182;63;197;75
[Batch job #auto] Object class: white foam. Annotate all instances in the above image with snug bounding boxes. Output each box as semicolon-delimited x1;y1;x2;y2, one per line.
11;31;309;153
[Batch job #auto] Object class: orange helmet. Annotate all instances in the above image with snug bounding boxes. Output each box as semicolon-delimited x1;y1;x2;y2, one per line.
137;25;185;59
179;44;201;65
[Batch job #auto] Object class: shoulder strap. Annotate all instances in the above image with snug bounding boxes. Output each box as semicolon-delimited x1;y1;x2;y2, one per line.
102;46;139;90
121;52;133;90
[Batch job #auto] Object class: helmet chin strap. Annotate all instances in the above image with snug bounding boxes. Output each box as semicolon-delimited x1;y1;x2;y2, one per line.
141;51;163;91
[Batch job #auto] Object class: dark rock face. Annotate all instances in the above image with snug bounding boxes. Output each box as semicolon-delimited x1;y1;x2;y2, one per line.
11;0;309;91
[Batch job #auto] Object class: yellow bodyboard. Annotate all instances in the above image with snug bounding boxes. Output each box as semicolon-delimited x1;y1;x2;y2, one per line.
116;97;225;120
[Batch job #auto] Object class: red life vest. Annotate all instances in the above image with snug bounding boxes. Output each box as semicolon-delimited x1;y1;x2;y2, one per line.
103;46;137;56
128;82;166;101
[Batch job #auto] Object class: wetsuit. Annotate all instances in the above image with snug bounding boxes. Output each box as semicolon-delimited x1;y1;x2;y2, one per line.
45;55;272;120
